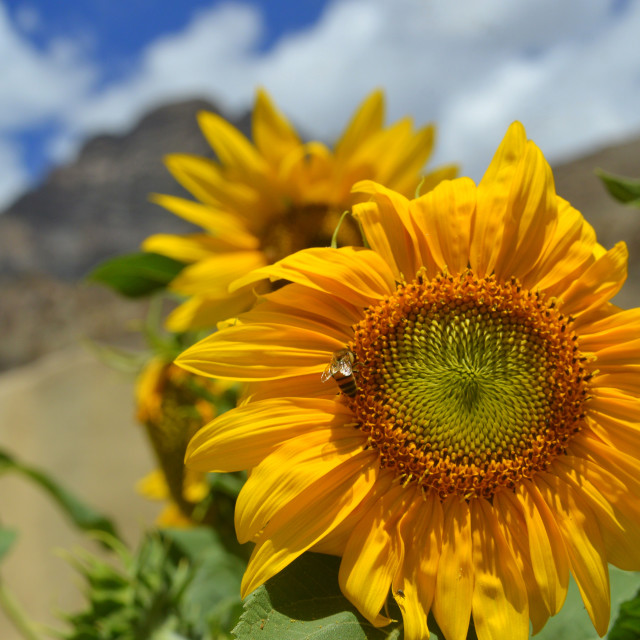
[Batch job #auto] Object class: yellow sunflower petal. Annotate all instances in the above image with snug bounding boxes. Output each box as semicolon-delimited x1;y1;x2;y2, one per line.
415;164;460;197
177;323;345;380
555;455;640;570
493;139;558;282
277;141;333;201
347;118;414;184
515;481;569;617
432;498;473;640
570;434;640;497
590;389;640;426
185;397;353;472
236;429;365;544
238;309;352;345
142;233;238;264
578;307;640;353
241;451;380;597
252;88;301;166
150;194;258;246
584;409;640;460
164;153;258;210
471;499;529;640
561;242;628;317
471;121;527;277
230;246;396;306
587;338;640;370
165;290;255;332
524;197;597;292
493;490;551;634
136;469;169;500
393;491;443;640
241;371;341;403
379;123;436;194
197;110;269;178
257;283;363;332
170;250;267;296
312;471;396;557
352;180;423;280
156;503;195;528
590;371;640;396
536;473;610;636
410;177;476;276
339;484;407;627
334;90;384;162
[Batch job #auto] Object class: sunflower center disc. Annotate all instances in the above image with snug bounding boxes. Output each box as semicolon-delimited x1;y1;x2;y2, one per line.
349;270;590;499
260;204;362;263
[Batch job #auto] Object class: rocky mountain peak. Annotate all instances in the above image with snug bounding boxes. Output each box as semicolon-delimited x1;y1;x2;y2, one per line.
0;98;250;280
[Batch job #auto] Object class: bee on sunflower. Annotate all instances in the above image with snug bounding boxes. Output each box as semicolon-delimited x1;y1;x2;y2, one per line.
176;122;640;640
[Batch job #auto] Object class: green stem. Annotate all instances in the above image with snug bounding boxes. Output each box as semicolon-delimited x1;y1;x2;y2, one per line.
0;579;42;640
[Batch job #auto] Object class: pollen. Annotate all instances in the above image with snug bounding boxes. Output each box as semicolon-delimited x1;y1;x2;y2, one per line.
347;270;591;500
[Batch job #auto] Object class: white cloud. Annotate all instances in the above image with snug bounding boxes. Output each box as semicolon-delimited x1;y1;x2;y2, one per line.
0;2;95;208
0;4;94;129
2;0;640;211
49;2;263;163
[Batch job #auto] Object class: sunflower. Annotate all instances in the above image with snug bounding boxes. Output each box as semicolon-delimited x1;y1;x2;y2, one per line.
135;358;219;525
142;89;456;331
176;122;640;640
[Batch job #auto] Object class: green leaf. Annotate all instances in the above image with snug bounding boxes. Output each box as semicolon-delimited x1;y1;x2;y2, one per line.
87;252;186;298
160;527;246;624
233;552;404;640
608;585;640;640
0;527;17;563
596;170;640;207
63;527;246;640
0;449;120;541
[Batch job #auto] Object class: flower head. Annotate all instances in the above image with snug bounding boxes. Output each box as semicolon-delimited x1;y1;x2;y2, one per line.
177;123;640;640
135;358;221;526
143;89;456;331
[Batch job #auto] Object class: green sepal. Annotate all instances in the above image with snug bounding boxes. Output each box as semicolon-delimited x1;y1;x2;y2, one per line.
87;252;187;297
233;552;404;640
0;449;120;541
596;169;640;207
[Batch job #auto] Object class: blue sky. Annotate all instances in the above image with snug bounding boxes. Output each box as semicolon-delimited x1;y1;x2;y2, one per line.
1;0;640;210
1;0;328;182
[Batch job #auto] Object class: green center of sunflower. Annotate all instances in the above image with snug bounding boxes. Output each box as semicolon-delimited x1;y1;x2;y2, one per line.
348;270;590;499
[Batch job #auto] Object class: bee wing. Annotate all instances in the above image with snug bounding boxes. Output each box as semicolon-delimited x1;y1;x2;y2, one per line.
321;363;335;382
337;359;353;376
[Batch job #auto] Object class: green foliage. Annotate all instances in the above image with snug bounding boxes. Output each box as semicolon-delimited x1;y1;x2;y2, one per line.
0;527;17;563
87;252;186;298
535;567;640;640
596;169;640;207
608;587;640;640
234;552;404;640
0;449;120;541
63;527;246;640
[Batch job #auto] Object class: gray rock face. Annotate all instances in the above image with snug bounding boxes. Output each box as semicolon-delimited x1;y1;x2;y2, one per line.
0;98;251;279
